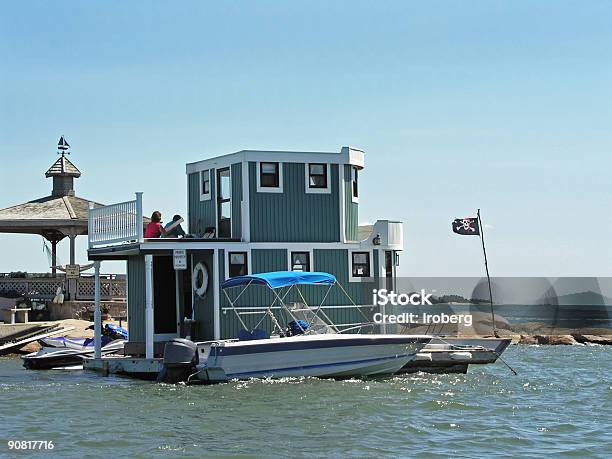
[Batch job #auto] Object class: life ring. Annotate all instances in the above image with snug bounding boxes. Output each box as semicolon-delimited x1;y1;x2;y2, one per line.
192;262;209;297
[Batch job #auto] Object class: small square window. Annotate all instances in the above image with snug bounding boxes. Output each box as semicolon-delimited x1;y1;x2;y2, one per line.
351;252;370;277
260;162;279;188
291;252;310;272
308;163;328;189
229;252;248;277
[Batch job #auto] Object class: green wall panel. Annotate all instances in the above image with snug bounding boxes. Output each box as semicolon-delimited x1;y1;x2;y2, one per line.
187;170;216;236
127;256;145;342
249;162;341;242
191;250;215;341
217;248;378;338
344;165;359;241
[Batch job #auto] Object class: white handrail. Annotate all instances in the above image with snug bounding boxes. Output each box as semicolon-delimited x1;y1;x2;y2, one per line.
88;192;143;248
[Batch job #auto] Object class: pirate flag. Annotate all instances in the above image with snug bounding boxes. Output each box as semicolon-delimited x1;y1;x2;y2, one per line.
452;217;480;235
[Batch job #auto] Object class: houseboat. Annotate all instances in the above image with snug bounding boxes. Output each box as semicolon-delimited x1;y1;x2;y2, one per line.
86;146;404;366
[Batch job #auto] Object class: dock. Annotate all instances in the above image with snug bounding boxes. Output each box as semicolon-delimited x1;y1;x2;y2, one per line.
83;356;163;380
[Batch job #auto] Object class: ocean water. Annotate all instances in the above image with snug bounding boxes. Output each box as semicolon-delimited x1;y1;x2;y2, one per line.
1;345;611;458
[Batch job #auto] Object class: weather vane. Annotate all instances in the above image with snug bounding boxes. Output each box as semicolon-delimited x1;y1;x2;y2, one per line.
57;135;70;155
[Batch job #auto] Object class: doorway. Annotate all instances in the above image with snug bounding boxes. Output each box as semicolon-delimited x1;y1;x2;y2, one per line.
152;256;180;340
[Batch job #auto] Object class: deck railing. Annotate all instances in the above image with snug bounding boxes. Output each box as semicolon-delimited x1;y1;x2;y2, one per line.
88;192;143;248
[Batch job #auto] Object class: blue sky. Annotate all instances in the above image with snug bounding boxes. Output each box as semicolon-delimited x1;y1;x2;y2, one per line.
0;1;610;276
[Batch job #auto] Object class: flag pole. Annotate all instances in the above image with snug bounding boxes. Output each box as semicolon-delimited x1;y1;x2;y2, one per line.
477;209;498;337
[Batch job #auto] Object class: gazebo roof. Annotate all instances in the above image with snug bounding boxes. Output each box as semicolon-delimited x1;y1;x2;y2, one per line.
0;195;102;239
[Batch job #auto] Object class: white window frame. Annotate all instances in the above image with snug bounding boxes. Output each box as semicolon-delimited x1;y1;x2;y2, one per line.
256;161;283;193
305;163;331;194
348;249;373;282
216;167;232;239
288;249;314;272
225;249;252;279
199;169;211;201
351;167;359;203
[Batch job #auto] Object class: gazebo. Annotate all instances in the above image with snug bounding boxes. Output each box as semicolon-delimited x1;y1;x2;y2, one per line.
0;137;102;297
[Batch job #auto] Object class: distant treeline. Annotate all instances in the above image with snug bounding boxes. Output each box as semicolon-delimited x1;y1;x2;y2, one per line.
429;294;489;304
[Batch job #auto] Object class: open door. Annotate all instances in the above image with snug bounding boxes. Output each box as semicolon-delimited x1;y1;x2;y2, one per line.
152;256;180;341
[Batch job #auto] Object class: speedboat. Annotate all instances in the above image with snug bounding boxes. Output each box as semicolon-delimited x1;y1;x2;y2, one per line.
22;339;126;370
163;271;430;383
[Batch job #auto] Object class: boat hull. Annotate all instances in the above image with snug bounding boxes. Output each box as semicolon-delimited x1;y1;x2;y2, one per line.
191;334;430;383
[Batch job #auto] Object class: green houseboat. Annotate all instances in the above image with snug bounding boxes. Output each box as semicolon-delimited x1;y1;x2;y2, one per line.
88;146;403;358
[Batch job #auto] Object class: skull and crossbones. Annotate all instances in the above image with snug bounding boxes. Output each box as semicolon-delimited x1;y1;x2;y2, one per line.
459;218;476;232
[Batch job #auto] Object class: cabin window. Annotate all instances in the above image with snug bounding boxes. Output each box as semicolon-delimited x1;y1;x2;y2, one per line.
351;252;370;277
351;167;359;201
228;252;248;277
260;162;279;187
308;164;327;188
217;168;231;238
257;161;283;193
291;252;311;272
200;169;211;201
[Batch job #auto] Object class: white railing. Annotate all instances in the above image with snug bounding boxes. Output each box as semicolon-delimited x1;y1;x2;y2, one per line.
88;192;143;248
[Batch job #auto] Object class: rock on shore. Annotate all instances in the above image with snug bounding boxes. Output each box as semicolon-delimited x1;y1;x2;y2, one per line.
399;312;612;346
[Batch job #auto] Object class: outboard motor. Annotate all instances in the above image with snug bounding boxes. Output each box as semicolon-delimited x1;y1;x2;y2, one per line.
162;338;197;383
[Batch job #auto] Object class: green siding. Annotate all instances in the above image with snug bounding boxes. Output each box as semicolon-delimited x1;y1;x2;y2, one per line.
192;250;215;341
249;162;341;242
231;163;242;239
218;248;378;338
187;170;216;236
220;248;287;339
126;248;380;342
188;164;243;239
344;165;358;241
127;256;145;342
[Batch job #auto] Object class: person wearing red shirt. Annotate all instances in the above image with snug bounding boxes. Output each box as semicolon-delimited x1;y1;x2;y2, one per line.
144;211;168;238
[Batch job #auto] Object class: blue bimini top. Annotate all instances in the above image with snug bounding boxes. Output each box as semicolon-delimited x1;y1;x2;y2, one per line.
221;271;337;290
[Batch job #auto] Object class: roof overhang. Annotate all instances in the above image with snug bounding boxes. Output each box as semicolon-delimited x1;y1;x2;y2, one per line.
0;219;88;236
185;146;365;175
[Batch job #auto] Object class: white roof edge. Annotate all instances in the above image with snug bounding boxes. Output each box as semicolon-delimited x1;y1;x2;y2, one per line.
185;146;366;175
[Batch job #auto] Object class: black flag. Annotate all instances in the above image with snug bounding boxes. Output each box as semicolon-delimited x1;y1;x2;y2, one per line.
452;217;480;235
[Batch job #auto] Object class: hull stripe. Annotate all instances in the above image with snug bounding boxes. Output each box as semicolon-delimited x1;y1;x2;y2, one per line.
222;353;409;378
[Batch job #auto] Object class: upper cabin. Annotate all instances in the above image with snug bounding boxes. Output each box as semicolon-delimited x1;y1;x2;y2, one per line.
185;146;364;243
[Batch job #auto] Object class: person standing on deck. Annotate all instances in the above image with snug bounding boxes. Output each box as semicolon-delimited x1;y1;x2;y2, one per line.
144;211;168;238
